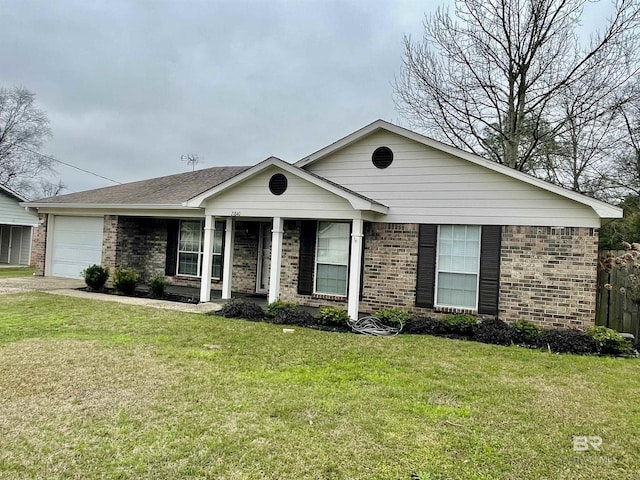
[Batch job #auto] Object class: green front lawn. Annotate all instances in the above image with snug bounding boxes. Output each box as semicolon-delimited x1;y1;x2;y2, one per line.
0;266;34;278
0;293;638;480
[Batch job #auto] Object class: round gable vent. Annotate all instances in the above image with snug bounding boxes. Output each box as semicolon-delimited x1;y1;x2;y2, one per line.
269;173;288;195
372;146;393;169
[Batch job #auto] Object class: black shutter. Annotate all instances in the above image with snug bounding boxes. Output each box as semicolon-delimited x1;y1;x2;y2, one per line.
416;224;438;308
478;225;502;315
165;219;180;276
359;224;366;300
298;220;317;295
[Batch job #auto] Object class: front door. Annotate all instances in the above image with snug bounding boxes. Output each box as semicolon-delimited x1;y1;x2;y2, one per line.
256;222;272;294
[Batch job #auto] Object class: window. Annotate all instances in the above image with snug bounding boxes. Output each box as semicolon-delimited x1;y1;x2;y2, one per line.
435;225;481;309
315;221;350;296
177;220;224;278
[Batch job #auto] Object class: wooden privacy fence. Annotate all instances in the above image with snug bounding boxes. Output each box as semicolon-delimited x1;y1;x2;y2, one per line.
596;250;640;339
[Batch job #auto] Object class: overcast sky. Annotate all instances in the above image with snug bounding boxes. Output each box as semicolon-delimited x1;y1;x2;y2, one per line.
1;0;611;195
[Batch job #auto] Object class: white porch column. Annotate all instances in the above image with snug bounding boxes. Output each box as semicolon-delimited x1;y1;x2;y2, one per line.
222;217;234;299
347;218;364;320
268;217;284;304
199;215;215;303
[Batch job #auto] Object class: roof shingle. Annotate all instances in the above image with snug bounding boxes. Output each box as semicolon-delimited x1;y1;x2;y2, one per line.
33;166;250;205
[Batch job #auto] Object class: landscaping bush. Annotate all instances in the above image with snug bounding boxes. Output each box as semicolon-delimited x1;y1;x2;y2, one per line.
218;299;265;321
112;267;140;295
512;319;543;344
271;305;316;326
375;307;410;327
441;314;478;335
586;326;634;356
403;316;448;335
472;318;517;345
81;264;109;291
317;306;350;327
535;329;598;355
148;274;166;298
265;300;297;318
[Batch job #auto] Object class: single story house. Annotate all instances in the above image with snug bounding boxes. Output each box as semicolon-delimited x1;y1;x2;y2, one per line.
0;184;38;265
24;120;622;328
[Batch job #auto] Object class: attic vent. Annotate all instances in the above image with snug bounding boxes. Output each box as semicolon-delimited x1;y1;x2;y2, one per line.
372;146;393;169
269;173;288;195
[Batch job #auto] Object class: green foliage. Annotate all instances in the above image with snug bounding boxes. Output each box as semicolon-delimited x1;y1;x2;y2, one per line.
317;306;350;327
148;274;166;299
441;314;478;335
586;326;634;356
512;319;543;343
112;267;140;295
265;300;297;318
375;307;410;327
81;264;109;291
599;196;640;249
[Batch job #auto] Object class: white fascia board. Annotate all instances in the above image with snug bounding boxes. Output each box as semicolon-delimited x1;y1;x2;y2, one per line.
296;119;623;220
22;203;199;210
185;156;389;213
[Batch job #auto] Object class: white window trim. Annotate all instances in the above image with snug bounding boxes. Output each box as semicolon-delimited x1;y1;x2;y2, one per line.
434;225;482;310
313;221;350;297
176;219;224;279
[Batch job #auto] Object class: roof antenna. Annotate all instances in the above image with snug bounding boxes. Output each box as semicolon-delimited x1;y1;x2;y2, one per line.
181;154;199;171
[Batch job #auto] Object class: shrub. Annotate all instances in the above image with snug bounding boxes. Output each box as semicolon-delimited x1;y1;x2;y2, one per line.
375;307;411;327
265;300;297;318
271;306;316;326
586;326;634;356
403;316;448;335
317;306;350;327
441;314;478;335
473;318;517;345
535;329;598;355
512;319;543;344
218;299;264;321
148;274;166;298
112;267;140;295
81;264;109;291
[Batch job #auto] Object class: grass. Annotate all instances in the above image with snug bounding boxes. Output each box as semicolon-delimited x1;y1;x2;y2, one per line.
0;266;34;278
0;293;639;479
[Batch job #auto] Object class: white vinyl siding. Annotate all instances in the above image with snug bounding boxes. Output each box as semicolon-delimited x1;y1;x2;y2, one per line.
202;166;354;219
0;190;38;226
177;220;223;278
435;225;481;309
305;130;602;227
315;221;350;296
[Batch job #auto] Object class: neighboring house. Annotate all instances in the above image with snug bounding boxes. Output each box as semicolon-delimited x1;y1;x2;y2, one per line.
0;185;38;266
24;120;622;328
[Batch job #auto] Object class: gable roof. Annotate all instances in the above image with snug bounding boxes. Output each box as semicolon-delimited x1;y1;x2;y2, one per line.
0;184;28;203
185;156;388;213
26;166;250;207
296;119;623;219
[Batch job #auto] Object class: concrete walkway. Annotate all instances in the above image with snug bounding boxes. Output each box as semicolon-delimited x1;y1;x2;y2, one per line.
0;276;223;314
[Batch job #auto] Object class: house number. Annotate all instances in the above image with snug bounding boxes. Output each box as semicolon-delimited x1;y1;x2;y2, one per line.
231;211;241;216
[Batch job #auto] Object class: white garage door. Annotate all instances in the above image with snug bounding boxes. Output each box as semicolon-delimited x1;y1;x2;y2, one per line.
50;216;104;278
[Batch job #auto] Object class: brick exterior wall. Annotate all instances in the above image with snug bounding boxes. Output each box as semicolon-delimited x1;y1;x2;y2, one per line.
32;213;47;274
360;223;422;315
499;226;598;329
34;213;599;329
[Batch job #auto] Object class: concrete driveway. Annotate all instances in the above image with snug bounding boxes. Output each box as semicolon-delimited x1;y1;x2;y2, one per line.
0;276;85;295
0;275;222;314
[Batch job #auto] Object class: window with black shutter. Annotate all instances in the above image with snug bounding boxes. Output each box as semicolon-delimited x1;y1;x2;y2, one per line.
298;221;317;295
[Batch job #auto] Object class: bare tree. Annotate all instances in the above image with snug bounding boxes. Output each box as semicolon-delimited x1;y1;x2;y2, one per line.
0;86;54;194
395;0;640;175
